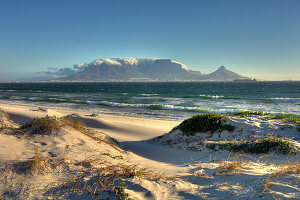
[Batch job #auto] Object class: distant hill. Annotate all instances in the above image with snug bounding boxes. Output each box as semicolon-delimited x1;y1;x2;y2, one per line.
205;66;248;81
35;58;248;81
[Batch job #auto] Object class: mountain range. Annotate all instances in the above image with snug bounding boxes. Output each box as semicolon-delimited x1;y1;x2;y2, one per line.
35;58;248;81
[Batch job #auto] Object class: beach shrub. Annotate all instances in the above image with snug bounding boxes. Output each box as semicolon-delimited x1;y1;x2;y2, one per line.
235;110;265;117
114;182;133;200
273;114;299;123
211;138;298;154
176;113;235;136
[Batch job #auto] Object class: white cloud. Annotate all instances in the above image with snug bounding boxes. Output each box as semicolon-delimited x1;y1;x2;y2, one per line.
171;60;190;70
92;58;122;66
73;62;87;69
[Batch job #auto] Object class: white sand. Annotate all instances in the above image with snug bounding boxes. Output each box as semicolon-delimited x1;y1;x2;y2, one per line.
0;103;299;199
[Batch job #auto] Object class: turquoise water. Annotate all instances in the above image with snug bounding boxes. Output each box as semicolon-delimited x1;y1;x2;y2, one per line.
0;82;299;120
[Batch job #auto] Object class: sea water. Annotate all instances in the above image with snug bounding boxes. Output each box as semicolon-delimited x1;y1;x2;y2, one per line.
0;82;299;120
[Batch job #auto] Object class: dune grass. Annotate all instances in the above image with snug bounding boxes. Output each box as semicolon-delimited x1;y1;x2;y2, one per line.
206;138;298;154
261;176;273;193
66;162;163;199
0;109;8;128
18;115;121;153
26;148;53;174
2;152;143;199
234;110;265;117
0;109;19;131
273;162;300;175
20;115;86;135
176;113;235;136
214;155;247;175
0;108;8;119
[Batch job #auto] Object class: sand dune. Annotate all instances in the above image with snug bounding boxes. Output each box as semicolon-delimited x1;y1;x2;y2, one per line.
0;103;299;199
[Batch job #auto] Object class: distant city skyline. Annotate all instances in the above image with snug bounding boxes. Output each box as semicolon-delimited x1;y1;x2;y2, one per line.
0;0;299;81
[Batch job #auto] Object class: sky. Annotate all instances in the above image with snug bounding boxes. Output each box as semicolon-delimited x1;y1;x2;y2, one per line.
0;0;299;81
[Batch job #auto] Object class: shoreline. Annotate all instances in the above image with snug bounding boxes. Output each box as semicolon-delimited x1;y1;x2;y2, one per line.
1;102;299;199
0;99;188;121
0;103;180;142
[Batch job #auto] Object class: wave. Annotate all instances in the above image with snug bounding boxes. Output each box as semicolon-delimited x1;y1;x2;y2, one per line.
4;94;300;106
141;93;158;97
270;97;300;102
86;100;101;105
9;96;27;100
201;95;224;99
99;100;209;112
29;97;45;101
198;95;300;102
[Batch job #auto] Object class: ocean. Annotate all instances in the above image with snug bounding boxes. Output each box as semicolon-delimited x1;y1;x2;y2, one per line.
0;82;299;120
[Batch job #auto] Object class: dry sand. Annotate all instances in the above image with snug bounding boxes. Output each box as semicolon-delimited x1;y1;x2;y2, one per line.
0;103;299;199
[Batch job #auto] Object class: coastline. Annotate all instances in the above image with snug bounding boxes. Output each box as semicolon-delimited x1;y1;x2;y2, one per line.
0;103;179;142
0;102;299;199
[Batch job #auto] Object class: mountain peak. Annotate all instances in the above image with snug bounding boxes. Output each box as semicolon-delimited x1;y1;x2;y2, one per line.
205;65;247;81
217;66;226;71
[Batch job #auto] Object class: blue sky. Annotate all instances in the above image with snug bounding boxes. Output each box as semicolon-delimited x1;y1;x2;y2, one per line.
0;0;299;81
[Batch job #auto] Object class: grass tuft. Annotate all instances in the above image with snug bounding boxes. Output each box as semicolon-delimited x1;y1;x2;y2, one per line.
207;138;298;154
0;108;18;130
214;155;247;175
20;115;86;135
0;108;8;119
26;148;52;174
273;162;300;175
261;176;273;193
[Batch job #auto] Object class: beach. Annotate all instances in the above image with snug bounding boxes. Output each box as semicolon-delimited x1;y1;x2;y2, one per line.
0;102;299;199
1;0;300;198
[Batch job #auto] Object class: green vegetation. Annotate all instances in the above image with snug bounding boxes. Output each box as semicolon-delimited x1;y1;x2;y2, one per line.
102;153;123;160
206;138;298;154
234;110;299;124
176;111;300;136
272;114;300;131
177;113;235;136
114;182;134;200
273;113;299;123
234;110;265;117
